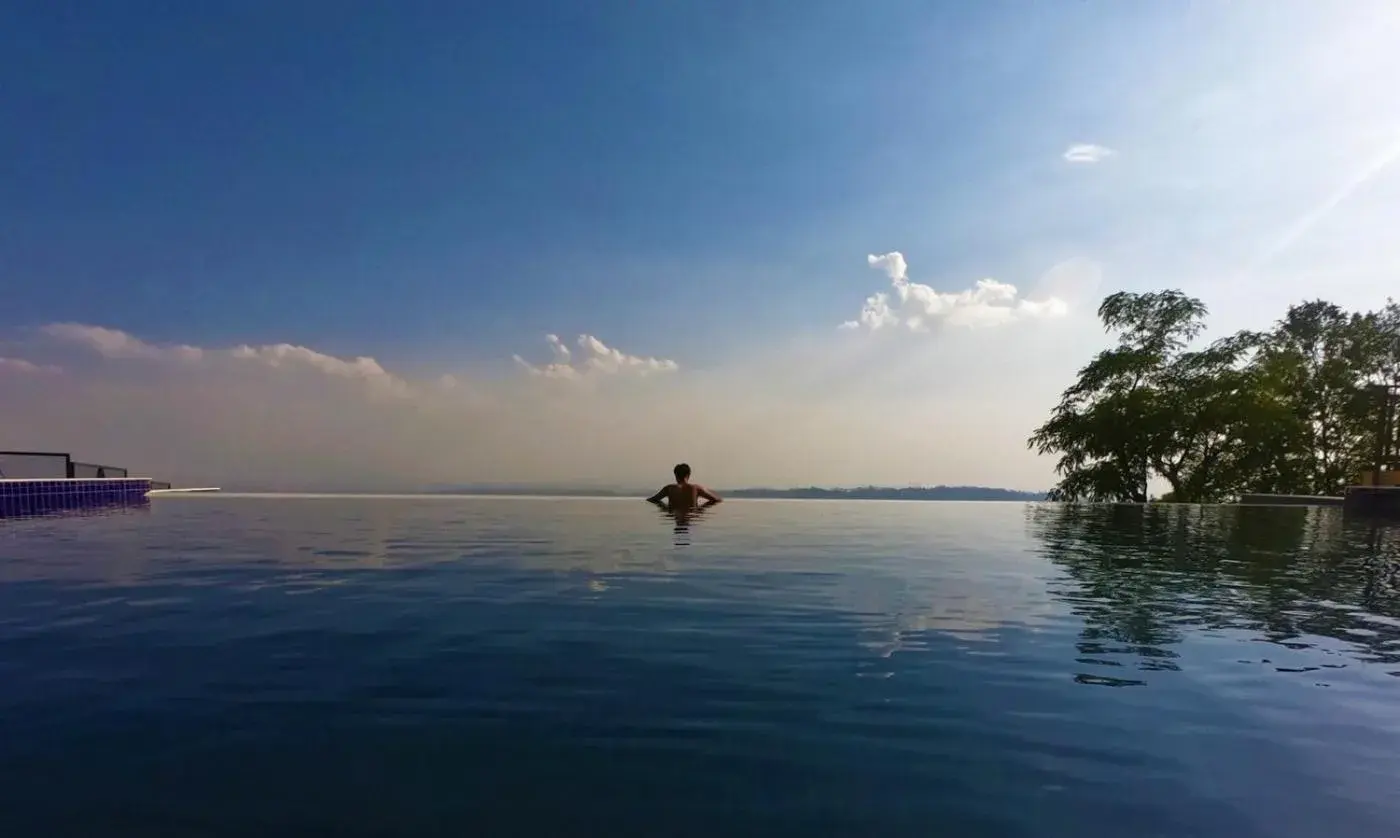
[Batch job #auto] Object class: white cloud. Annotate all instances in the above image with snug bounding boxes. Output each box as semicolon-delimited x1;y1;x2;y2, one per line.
546;333;571;363
841;252;1069;332
228;343;411;397
514;334;679;379
43;323;412;397
42;323;203;362
0;356;61;375
1062;143;1116;164
839;291;900;331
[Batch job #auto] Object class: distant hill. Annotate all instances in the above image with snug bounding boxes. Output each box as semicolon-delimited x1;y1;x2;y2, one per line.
428;484;1047;501
424;483;638;497
723;485;1047;502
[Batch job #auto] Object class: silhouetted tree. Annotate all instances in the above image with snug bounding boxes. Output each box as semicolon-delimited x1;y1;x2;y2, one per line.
1031;292;1400;501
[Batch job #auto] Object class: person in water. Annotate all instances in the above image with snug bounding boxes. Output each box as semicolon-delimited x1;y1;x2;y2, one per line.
647;463;722;511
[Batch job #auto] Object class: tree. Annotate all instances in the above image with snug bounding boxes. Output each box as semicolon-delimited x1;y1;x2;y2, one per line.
1145;331;1269;501
1028;291;1208;502
1031;291;1400;503
1348;300;1400;476
1250;301;1386;494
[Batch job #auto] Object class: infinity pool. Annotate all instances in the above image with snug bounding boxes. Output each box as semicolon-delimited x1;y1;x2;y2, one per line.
1;496;1397;836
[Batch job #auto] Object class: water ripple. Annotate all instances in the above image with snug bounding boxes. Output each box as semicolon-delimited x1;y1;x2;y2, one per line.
0;497;1397;836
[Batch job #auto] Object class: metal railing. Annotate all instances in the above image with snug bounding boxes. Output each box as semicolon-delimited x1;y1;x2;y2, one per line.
0;450;72;479
70;462;129;478
1;450;136;480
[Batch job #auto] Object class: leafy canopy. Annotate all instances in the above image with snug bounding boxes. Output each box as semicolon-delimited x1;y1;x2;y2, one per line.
1029;293;1400;502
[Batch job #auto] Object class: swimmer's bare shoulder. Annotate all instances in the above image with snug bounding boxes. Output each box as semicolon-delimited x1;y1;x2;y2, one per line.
695;485;722;505
646;484;678;506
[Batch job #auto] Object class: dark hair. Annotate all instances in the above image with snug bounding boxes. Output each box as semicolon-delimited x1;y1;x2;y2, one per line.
673;463;691;481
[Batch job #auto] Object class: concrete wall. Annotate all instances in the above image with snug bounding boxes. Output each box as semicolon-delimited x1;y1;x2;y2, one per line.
1238;493;1343;507
1342;486;1400;519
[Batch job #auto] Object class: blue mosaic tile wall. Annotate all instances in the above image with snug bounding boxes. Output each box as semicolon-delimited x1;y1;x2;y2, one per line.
0;478;152;518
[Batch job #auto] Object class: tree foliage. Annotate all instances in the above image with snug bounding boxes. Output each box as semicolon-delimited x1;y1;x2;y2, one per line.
1030;292;1400;502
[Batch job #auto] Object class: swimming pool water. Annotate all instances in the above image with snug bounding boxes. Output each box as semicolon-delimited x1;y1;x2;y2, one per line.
1;496;1397;836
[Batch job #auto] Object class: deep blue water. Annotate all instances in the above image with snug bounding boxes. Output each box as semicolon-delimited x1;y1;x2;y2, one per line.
1;496;1398;837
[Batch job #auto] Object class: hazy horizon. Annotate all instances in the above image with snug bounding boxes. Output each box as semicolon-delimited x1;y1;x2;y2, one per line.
4;3;1398;492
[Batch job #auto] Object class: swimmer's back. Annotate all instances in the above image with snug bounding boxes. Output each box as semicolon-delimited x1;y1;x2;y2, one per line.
647;465;722;510
665;482;703;510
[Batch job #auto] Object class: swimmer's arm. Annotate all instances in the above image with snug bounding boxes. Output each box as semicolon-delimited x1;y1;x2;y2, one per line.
698;486;722;506
646;487;669;506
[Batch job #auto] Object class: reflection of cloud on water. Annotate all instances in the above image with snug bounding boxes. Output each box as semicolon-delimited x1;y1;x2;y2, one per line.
3;497;1069;671
836;564;1062;665
0;495;690;588
859;608;1015;661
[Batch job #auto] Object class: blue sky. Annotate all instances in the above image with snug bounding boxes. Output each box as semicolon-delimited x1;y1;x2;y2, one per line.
1;1;1147;356
3;1;1399;490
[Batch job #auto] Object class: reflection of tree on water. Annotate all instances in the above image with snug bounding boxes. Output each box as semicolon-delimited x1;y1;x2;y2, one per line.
1026;503;1400;681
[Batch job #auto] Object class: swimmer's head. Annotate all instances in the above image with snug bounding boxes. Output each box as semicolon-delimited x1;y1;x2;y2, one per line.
673;463;691;482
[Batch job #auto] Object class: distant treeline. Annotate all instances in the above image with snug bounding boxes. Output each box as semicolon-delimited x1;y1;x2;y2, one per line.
430;484;1047;501
427;485;634;497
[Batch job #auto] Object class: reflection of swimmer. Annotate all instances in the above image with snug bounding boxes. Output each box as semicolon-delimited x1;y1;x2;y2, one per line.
645;463;722;512
659;504;712;546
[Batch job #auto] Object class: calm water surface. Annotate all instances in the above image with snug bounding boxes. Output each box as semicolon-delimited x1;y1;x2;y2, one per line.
1;496;1398;837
